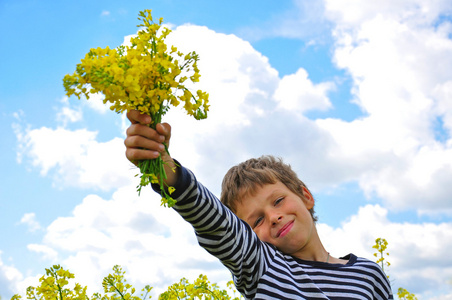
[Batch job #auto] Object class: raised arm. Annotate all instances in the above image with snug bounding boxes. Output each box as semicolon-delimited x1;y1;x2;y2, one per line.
124;110;272;299
124;109;178;186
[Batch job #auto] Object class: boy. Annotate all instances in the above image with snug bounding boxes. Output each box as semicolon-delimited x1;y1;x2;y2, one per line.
124;110;393;299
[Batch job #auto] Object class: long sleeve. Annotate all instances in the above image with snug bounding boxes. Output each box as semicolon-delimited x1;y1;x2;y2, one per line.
156;163;275;299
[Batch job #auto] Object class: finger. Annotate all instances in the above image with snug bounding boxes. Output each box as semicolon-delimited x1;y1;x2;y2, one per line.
126;123;165;143
125;148;161;162
127;110;152;125
124;134;166;153
124;135;166;165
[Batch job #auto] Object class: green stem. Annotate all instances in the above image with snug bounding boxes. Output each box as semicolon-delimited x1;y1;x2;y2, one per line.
108;279;126;300
57;284;63;300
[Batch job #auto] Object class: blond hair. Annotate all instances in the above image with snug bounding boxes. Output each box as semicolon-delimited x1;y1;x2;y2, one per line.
220;155;317;222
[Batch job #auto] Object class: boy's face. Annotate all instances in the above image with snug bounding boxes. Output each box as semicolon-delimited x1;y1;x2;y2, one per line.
235;181;316;258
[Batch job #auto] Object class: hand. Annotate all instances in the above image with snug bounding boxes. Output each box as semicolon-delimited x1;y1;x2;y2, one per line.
124;110;178;185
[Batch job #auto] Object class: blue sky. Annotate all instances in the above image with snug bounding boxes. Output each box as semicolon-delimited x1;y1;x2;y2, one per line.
1;0;452;299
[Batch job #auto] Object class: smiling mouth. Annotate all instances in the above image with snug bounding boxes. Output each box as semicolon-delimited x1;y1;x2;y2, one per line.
277;221;294;238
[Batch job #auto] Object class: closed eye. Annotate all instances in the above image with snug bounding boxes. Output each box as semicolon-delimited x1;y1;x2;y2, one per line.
253;216;263;228
275;197;284;205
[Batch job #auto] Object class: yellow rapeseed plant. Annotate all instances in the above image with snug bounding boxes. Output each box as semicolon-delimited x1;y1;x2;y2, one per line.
373;238;418;299
63;10;209;207
11;265;243;300
372;237;390;275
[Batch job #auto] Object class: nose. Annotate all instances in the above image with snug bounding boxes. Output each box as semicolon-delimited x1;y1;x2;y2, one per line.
270;213;282;225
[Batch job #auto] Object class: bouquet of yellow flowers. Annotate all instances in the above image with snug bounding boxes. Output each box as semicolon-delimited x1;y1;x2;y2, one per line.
63;10;209;207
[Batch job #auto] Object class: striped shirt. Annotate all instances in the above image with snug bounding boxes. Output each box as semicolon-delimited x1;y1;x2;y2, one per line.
161;164;393;299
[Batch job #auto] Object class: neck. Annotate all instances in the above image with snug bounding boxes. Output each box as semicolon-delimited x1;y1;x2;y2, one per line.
291;226;330;262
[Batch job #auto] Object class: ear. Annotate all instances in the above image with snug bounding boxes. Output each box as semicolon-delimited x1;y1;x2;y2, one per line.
301;186;315;210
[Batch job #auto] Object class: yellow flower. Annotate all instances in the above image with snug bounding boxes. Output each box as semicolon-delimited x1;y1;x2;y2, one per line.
168;186;175;195
63;9;209;206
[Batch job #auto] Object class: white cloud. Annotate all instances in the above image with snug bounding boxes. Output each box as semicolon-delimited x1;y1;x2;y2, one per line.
83;92;110;114
166;24;279;128
157;24;339;194
15;125;135;191
312;0;452;213
56;106;82;125
27;244;58;262
61;87;110;115
54;93;112;125
150;24;284;189
56;96;83;127
431;294;452;300
0;252;23;298
433;79;452;136
274;68;334;113
56;97;83;126
324;0;452;28
19;213;41;232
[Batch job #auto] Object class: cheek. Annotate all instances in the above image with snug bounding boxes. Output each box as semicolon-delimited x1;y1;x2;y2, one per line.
254;228;270;242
